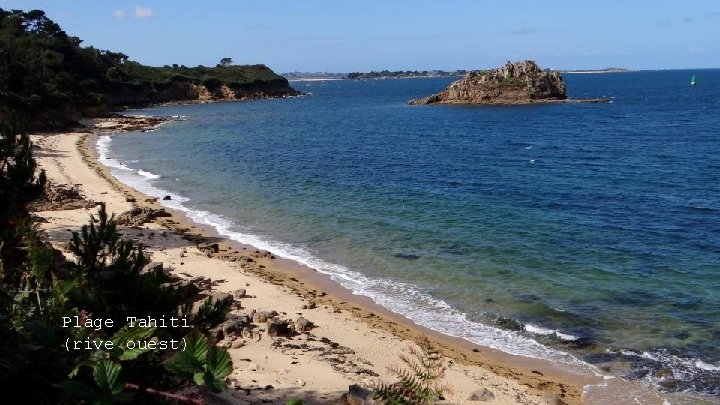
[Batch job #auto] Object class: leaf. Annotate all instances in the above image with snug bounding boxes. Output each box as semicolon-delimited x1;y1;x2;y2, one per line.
118;339;155;361
207;373;227;393
193;372;206;386
203;346;232;392
110;325;156;361
165;351;204;377
184;330;209;363
93;360;123;395
206;346;232;380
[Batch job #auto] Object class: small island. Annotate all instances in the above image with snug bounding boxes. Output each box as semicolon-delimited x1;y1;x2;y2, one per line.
408;60;609;105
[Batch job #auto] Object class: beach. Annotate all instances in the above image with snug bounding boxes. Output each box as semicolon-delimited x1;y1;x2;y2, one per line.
28;115;684;405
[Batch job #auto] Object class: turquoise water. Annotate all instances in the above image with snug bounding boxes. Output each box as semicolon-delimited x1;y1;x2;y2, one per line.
100;71;720;396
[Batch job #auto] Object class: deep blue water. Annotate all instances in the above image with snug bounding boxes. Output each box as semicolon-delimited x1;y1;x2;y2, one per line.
101;71;720;396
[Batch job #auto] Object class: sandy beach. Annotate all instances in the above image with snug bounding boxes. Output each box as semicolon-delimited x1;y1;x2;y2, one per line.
28;117;670;405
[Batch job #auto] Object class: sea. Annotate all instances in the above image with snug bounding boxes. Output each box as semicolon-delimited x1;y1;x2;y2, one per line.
97;70;720;401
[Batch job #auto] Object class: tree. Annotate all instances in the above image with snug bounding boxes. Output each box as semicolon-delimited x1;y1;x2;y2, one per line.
0;123;45;262
219;57;232;67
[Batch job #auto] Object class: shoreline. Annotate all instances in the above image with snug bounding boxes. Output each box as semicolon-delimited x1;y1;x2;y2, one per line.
31;115;674;404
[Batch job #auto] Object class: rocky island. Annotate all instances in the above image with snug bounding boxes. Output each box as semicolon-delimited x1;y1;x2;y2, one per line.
409;60;609;105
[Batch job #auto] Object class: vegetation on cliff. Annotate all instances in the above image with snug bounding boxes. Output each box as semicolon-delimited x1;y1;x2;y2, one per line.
0;8;298;129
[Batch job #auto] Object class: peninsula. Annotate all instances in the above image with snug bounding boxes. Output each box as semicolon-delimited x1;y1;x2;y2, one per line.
0;8;300;130
408;60;609;105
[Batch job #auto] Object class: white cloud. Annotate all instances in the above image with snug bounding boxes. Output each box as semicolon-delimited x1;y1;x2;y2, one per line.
134;6;153;18
112;9;126;19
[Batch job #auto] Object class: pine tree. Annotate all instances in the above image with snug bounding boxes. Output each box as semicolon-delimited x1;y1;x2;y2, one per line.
0;122;45;266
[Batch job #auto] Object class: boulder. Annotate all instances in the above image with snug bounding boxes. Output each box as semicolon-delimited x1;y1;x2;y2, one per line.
266;318;292;337
222;318;246;336
198;242;219;254
141;262;164;275
27;182;96;211
341;384;380;405
115;207;172;226
253;311;271;323
174;280;201;300
209;291;233;306
295;316;314;332
467;388;495;401
208;325;224;342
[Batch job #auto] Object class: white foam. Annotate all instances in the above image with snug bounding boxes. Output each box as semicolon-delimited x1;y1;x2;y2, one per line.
555;331;580;341
96;136;187;203
525;324;579;341
695;360;720;371
640;351;660;361
96;135;596;374
525;324;555;335
137;169;161;180
608;348;720;382
97;136;133;171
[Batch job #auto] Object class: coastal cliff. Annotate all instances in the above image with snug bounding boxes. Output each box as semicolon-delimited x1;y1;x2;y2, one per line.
0;9;300;130
104;67;301;107
409;60;604;105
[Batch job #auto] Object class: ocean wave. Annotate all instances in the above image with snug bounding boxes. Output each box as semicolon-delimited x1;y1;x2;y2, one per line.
695;360;720;372
137;169;161;180
525;323;580;341
97;136;133;171
96;136;187;203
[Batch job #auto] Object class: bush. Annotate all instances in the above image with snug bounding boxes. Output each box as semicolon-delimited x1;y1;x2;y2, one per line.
1;166;233;403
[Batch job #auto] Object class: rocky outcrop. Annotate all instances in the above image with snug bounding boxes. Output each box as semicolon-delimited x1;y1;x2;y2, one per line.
105;77;302;108
115;207;172;226
28;182;98;211
409;60;607;105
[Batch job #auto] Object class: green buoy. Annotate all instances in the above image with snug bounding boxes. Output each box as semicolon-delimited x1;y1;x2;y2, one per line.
691;75;697;85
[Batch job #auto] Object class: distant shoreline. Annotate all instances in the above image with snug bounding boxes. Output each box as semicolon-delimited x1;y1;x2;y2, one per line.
284;67;633;81
561;68;632;74
288;75;461;82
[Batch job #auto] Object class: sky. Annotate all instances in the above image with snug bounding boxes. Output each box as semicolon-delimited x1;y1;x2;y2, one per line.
1;0;719;72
